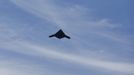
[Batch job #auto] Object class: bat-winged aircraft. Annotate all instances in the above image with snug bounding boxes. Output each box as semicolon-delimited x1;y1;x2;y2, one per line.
49;29;71;39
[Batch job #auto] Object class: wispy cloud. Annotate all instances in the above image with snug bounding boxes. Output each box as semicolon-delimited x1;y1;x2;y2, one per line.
1;40;134;74
23;42;134;74
0;59;57;75
0;23;17;41
94;32;131;45
10;0;119;29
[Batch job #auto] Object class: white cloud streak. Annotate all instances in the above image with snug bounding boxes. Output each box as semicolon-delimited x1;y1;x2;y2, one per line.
94;32;131;44
0;23;18;42
1;40;134;74
0;60;55;75
0;60;35;75
10;0;118;29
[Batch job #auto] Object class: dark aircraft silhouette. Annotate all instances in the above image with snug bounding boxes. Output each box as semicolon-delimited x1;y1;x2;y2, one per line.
49;29;71;39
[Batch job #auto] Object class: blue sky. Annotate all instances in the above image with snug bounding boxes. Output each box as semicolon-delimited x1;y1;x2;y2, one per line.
0;0;134;75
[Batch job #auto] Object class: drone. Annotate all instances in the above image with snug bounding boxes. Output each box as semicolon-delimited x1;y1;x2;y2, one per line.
49;29;71;39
